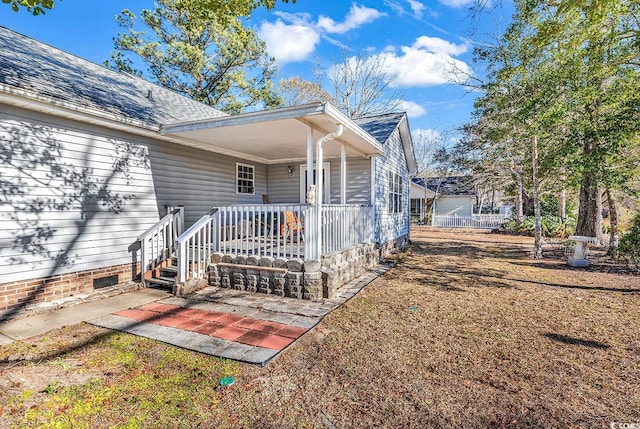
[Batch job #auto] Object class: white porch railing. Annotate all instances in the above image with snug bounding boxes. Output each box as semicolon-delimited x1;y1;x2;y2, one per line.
176;209;219;283
174;204;374;284
321;205;374;254
137;207;184;275
217;204;310;260
432;214;509;229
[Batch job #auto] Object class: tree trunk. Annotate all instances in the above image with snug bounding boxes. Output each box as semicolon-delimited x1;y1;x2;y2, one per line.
515;172;524;223
576;174;604;243
558;167;566;222
490;188;496;213
532;136;543;258
477;193;485;215
606;188;619;254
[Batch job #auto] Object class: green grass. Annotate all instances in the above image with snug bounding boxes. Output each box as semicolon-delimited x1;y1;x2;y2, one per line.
4;331;239;428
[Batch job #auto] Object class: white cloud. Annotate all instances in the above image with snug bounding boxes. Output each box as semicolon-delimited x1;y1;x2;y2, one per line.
407;0;425;18
259;5;385;64
384;0;405;16
375;36;472;87
317;4;386;34
398;100;427;117
413;128;442;144
438;0;474;8
412;36;468;55
259;19;320;64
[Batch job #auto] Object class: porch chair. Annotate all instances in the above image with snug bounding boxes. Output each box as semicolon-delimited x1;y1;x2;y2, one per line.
280;211;304;241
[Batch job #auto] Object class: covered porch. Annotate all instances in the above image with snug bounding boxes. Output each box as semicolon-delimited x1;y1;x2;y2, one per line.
139;103;383;297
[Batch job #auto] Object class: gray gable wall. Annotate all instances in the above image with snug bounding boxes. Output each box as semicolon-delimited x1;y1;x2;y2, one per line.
0;26;225;127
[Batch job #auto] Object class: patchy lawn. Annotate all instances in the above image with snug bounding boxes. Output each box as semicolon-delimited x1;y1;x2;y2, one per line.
1;226;639;428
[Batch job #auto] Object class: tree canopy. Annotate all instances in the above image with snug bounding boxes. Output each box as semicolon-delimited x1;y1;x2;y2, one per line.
4;0;294;16
456;0;640;249
4;0;54;15
106;0;294;114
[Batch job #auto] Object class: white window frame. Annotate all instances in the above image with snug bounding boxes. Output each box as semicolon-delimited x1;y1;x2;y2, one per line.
388;171;403;214
236;162;255;195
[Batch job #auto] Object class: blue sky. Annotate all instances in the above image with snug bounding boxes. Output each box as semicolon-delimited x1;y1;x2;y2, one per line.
0;0;512;145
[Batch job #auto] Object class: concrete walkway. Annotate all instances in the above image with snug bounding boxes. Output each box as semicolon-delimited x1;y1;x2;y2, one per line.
1;264;393;365
0;288;171;344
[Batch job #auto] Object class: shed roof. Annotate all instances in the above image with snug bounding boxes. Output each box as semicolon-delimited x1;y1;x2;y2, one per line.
0;26;225;127
425;176;476;196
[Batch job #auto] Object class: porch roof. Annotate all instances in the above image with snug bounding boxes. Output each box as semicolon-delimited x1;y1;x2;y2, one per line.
160;103;385;164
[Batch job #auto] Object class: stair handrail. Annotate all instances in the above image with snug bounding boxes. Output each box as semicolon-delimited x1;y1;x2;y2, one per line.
137;207;184;276
176;208;219;283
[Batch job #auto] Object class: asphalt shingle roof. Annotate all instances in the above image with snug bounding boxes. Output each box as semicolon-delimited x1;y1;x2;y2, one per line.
0;26;226;127
425;176;476;196
353;112;405;145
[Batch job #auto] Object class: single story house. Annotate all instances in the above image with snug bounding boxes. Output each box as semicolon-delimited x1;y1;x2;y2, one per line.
0;27;417;319
425;176;476;217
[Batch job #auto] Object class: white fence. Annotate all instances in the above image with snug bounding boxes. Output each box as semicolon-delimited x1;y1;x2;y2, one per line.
432;214;509;229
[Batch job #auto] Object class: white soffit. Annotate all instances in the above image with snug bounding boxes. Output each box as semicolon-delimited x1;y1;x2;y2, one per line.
160;103;384;164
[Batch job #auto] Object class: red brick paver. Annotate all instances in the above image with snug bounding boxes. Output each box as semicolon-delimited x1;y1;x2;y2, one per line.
215;325;250;341
115;303;309;352
259;335;295;350
236;330;272;346
276;325;307;339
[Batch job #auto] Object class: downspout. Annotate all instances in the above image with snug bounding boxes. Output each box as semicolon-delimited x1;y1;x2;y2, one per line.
315;123;344;260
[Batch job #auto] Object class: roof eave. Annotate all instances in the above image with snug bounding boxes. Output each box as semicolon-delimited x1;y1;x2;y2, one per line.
160;102;385;157
397;115;418;176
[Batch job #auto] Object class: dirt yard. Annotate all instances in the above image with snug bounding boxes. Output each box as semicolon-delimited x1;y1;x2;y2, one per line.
1;226;639;428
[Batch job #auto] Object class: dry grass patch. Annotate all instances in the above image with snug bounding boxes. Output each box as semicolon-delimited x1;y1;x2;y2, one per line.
1;226;638;428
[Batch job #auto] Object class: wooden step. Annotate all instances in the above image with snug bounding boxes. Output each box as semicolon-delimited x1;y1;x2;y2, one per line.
147;276;175;287
160;266;178;276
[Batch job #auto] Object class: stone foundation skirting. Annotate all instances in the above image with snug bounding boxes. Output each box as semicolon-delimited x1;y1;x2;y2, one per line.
204;243;378;301
378;234;410;258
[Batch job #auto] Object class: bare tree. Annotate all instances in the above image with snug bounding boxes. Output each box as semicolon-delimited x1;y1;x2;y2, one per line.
278;76;336;106
326;48;404;119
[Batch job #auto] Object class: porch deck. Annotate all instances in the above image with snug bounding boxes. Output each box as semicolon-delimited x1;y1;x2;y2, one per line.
139;204;374;285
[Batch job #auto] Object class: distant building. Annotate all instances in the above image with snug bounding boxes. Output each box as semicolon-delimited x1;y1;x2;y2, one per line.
425;176;476;217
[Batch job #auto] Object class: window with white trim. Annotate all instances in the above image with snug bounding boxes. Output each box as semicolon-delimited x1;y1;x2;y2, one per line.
236;163;255;194
388;171;403;213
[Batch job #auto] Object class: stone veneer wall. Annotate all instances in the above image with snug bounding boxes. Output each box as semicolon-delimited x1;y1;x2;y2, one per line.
205;243;378;301
377;234;410;259
0;262;138;321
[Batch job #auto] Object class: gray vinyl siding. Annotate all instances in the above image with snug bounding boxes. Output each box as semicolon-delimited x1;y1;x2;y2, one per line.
266;158;371;204
146;140;266;225
265;162;302;203
373;128;410;244
0;106;264;284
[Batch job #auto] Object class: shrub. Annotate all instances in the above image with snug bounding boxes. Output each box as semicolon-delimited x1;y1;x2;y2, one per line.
502;215;576;238
617;212;640;267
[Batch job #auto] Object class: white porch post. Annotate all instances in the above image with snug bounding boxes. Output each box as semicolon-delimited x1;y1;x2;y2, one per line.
370;157;376;242
315;138;324;261
306;126;314;201
340;144;346;204
305;126;317;261
315;124;344;260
